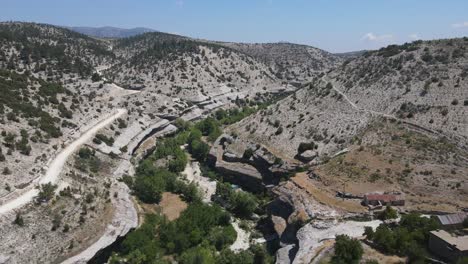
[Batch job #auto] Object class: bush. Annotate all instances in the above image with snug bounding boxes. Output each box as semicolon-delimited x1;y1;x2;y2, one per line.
243;148;254;159
13;213;24;226
190;139;210;162
94;134;114;146
216;249;254;264
91;73;101;82
275;126;283;135
230;191;258;218
78;147;94;159
117;118;127;129
298;142;316;153
37;183;57;203
75;147;100;173
179;246;215;264
331;235;363;264
2;167;11;175
378;205;398;220
363;226;374;240
208;225;237;250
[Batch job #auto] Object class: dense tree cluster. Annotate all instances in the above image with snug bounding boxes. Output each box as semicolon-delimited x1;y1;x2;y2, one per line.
331;235;363;264
364;213;440;262
214;182;258;219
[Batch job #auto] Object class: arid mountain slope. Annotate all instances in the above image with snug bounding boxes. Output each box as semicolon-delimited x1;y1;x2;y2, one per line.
0;22;114;77
0;23;339;263
105;34;282;102
221;42;342;81
231;38;468;160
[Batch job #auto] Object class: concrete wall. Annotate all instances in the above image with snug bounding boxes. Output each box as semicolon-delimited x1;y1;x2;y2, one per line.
428;232;467;263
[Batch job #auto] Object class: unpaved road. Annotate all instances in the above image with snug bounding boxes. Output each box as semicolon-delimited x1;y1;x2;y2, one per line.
0;109;127;215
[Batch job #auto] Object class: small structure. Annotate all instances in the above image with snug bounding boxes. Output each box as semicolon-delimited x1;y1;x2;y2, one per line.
336;191;363;199
363;192;405;207
435;212;468;230
428;230;468;262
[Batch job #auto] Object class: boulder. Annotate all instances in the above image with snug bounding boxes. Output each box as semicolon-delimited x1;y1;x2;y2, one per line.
215;161;264;192
222;151;243;163
275;244;297;264
297;150;317;162
271;215;287;237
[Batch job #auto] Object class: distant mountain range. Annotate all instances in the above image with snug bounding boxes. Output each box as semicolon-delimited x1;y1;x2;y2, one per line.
67;26;156;38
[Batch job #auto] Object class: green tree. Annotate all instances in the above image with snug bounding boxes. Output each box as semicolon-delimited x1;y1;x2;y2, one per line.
331;235;363;264
216;249;254;264
133;173;166;203
363;226;375;240
208;225;237;250
91;73;101;82
378;205;398;220
37;183;57;202
190;139;210;162
230;191;258;218
179;246;215;264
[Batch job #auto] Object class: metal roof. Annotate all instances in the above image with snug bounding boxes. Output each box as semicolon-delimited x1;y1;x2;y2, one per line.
436;212;468;226
364;194;402;202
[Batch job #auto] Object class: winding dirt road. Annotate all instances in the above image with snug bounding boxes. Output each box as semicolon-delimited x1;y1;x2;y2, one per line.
0;109;127;215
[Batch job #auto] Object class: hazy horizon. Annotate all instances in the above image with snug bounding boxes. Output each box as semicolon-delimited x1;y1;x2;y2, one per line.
2;0;468;53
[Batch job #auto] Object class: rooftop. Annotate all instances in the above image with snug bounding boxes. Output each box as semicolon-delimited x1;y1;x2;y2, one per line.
431;230;468;251
364;194;403;202
436;212;468;226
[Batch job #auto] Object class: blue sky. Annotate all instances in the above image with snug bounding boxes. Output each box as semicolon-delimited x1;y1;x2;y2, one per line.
2;0;468;52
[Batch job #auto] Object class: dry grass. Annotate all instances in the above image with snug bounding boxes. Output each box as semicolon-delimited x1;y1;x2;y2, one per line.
292;172;366;213
361;243;406;264
157;192;188;221
315;121;468;212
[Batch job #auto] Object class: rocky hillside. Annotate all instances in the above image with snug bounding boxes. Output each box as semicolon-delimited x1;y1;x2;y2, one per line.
221;42;342;82
0;23;120;196
231;38;468;161
224;39;468;263
0;22;114;77
0;22;341;263
68;26;156;38
105;33;282;103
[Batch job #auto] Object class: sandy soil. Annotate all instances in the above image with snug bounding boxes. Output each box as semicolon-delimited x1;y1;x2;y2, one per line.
361;243;406;264
158;192;188;221
292;172;366;213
